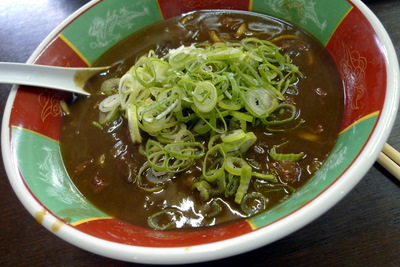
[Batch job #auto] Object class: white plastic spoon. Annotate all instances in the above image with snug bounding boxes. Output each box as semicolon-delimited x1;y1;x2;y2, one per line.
0;62;111;96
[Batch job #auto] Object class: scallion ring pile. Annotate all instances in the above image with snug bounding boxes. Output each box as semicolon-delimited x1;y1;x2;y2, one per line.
98;37;303;228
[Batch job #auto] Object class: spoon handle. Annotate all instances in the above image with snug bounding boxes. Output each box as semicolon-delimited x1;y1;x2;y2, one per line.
0;62;108;95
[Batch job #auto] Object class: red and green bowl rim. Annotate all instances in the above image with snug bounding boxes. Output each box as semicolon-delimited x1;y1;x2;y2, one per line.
2;0;398;263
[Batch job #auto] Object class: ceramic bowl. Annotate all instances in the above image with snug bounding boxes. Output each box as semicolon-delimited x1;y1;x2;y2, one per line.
2;0;399;264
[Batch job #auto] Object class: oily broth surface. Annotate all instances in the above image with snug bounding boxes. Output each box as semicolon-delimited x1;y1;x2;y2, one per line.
60;11;344;229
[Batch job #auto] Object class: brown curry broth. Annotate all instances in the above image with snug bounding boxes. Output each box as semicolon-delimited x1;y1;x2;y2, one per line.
60;11;344;229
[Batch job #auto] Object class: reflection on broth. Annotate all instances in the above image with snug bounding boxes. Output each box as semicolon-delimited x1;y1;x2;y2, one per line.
60;10;344;230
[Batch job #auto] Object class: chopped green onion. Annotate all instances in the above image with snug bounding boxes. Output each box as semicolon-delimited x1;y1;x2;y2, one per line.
262;103;297;125
99;94;120;124
60;100;70;115
225;174;240;197
134;56;157;88
193;173;226;201
147;208;184;230
220;131;257;154
221;129;246;143
164;142;205;159
240;192;267;215
270;142;304;161
235;164;252;204
137;162;165;192
100;77;120;95
193;180;212;201
126;104;142;143
203;199;223;218
225;156;248;176
91;121;103;129
203;144;226;182
193;81;218;113
95;37;305;227
252;171;275;181
145;139;167;171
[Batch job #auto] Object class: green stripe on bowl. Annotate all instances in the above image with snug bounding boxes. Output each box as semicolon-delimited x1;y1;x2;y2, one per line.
247;113;378;229
12;127;109;224
251;0;353;46
61;0;163;65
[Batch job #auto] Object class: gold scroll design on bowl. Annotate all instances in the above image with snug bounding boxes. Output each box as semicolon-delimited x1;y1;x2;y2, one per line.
181;0;223;8
340;43;367;110
38;90;63;122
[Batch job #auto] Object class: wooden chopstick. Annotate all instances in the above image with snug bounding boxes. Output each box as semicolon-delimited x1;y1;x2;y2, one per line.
377;143;400;181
